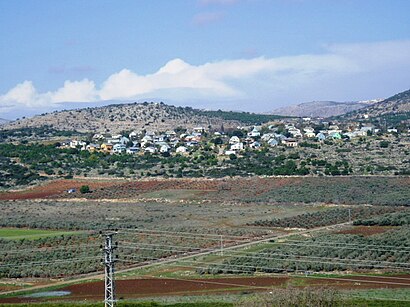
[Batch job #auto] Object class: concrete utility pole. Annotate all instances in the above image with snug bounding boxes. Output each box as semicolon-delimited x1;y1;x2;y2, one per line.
102;232;117;307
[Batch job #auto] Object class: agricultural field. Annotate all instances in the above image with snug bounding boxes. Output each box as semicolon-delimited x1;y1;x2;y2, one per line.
1;176;409;206
0;228;81;240
0;176;409;305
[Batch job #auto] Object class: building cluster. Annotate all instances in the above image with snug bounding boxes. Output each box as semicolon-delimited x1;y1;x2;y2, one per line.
59;119;403;157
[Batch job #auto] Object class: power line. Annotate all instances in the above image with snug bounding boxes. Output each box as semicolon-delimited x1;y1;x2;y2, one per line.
118;242;410;267
118;254;410;281
118;229;410;252
118;258;410;287
116;231;247;242
120;248;410;271
283;239;410;251
116;228;252;239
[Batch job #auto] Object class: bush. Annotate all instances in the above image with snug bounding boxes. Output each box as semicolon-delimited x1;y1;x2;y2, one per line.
80;185;90;194
237;287;342;307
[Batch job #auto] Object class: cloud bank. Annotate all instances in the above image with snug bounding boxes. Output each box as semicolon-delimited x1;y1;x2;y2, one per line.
1;40;410;117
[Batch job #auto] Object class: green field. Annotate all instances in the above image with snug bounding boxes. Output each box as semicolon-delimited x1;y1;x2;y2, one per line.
0;228;82;240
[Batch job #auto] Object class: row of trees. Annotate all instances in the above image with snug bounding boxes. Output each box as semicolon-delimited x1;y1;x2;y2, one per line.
199;226;410;275
251;206;402;229
355;211;410;226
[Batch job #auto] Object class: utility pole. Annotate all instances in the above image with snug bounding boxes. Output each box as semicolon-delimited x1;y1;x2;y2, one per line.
348;208;352;223
102;232;117;307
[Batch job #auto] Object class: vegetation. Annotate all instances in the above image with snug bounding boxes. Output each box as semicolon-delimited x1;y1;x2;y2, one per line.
0;228;80;240
0;126;84;142
199;226;410;274
80;185;90;194
0;155;44;187
237;287;342;307
354;210;410;226
251;206;403;229
241;177;410;205
197;109;289;124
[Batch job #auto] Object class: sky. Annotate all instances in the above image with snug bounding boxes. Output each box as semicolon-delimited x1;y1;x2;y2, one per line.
1;0;410;119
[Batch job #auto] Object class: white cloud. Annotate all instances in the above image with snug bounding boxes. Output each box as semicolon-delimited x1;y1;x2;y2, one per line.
99;58;239;100
50;79;97;103
0;79;96;110
0;81;49;108
1;39;410;116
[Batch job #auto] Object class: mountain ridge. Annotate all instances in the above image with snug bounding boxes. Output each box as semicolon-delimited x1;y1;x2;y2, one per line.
1;102;286;133
339;89;410;124
272;100;379;118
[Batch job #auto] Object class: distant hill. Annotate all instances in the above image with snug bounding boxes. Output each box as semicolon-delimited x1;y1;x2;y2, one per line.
0;118;10;125
339;89;410;125
272;100;379;118
2;102;286;133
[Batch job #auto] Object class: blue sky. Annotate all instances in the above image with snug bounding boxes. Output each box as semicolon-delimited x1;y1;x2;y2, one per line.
1;0;410;119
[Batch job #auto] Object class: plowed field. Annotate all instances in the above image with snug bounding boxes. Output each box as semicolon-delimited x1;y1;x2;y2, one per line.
0;179;123;200
1;275;410;304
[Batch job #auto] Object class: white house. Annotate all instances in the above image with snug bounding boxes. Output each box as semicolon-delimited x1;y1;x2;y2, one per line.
282;138;298;147
193;127;206;133
129;131;139;139
249;141;261;149
160;144;171;153
261;133;275;141
92;134;105;140
267;139;279;147
229;136;241;144
248;131;261;137
176;146;188;154
126;147;139;154
141;135;153;142
231;142;244;151
107;138;120;144
225;150;236;156
316;133;326;142
113;144;126;153
303;127;315;133
144;146;157;153
86;143;100;152
304;131;316;138
165;130;176;137
69;139;86;148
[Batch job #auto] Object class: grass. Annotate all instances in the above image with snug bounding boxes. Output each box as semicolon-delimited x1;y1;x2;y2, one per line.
0;228;82;240
347;288;410;302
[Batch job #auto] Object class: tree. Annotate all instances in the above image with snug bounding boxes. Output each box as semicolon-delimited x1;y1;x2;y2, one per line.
80;185;90;193
212;137;223;145
232;130;244;138
380;140;390;148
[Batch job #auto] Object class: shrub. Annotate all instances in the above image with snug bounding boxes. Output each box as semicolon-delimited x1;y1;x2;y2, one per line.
80;185;90;194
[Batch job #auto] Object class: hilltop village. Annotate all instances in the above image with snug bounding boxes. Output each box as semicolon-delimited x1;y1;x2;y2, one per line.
60;118;405;157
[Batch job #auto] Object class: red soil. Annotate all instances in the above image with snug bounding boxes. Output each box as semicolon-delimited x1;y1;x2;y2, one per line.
1;275;410;304
335;226;396;236
0;179;122;200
